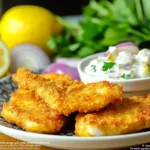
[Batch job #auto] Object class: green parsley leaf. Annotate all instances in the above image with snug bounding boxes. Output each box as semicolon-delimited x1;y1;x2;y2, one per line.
102;62;115;71
91;65;96;72
81;20;99;41
121;74;130;79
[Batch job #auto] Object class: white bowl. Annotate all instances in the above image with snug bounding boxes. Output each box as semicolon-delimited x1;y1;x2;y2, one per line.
77;53;150;96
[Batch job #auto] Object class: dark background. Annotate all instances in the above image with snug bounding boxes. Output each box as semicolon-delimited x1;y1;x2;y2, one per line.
3;0;90;16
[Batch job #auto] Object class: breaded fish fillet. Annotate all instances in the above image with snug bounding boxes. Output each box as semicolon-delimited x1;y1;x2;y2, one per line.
13;68;123;116
75;95;150;136
1;89;67;133
39;73;73;82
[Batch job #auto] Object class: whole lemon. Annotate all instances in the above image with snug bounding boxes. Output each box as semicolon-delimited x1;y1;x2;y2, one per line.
0;5;63;55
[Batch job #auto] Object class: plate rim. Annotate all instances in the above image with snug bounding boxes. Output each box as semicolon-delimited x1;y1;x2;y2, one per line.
0;124;150;149
0;123;150;141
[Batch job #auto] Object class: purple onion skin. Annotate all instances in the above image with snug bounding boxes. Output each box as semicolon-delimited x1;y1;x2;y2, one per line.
55;57;81;68
103;42;138;57
116;42;138;48
42;63;80;80
103;50;110;57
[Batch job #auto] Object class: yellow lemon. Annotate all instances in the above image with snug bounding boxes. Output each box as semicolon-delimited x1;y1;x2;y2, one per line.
0;5;63;56
0;40;10;77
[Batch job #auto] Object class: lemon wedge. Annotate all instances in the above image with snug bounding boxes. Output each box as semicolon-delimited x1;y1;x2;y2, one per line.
0;41;10;77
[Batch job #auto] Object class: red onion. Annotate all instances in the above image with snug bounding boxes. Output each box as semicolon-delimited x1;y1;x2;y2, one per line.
55;57;81;68
10;44;51;73
103;50;110;57
116;42;139;54
42;63;80;80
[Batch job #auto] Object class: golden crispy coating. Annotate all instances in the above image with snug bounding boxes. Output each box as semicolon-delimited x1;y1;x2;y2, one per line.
1;89;67;133
65;81;123;114
75;95;150;136
13;68;123;116
39;73;73;82
13;68;73;92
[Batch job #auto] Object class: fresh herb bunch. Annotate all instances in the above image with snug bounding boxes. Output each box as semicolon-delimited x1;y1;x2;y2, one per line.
47;0;150;58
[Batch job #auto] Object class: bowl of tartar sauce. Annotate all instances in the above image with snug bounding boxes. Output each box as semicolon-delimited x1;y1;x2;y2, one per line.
77;42;150;96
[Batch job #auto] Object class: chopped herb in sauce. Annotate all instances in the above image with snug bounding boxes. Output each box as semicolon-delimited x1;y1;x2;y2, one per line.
102;62;115;71
91;65;96;72
121;74;130;79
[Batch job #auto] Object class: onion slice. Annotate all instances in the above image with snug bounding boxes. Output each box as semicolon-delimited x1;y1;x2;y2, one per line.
55;57;81;68
42;63;80;80
116;42;139;54
103;50;110;57
10;44;51;73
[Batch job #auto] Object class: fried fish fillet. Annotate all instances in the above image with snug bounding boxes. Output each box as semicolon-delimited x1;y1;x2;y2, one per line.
1;89;67;133
75;95;150;136
39;73;73;82
13;68;123;116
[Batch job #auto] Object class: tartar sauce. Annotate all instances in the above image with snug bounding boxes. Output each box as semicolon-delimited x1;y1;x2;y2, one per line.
84;47;150;79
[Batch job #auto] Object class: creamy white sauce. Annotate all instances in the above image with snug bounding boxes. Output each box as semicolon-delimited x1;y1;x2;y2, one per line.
85;48;150;79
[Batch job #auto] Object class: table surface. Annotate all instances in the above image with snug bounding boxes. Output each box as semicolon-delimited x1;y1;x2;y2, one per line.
0;132;58;150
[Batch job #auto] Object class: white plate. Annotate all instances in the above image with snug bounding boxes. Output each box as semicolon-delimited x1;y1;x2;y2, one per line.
0;75;150;150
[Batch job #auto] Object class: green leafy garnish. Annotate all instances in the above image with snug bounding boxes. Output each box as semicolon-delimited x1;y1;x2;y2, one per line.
47;0;150;59
102;62;115;71
91;65;96;72
121;74;131;79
